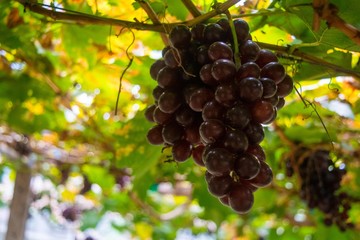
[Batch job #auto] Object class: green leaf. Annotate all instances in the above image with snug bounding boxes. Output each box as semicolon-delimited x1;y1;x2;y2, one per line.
280;0;360;52
166;1;188;21
62;25;108;57
284;125;336;144
82;165;116;191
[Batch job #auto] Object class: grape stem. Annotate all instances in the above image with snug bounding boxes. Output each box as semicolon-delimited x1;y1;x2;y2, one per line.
225;10;241;69
181;0;202;18
135;0;169;45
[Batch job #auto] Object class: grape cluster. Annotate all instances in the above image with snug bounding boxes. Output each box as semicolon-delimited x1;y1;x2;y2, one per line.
145;19;293;213
286;149;353;231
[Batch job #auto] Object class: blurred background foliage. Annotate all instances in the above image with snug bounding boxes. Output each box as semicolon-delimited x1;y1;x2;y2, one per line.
0;0;360;239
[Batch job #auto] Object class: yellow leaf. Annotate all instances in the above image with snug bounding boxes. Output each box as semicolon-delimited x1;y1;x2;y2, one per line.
61;189;76;202
23;98;44;115
135;222;153;240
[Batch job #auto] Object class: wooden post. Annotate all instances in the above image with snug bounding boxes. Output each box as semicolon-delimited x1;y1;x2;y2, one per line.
5;166;32;240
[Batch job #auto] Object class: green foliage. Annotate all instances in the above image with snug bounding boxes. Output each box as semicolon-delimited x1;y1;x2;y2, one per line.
0;0;360;239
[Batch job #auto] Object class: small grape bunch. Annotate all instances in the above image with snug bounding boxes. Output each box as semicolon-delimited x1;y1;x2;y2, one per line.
286;149;353;231
145;18;293;213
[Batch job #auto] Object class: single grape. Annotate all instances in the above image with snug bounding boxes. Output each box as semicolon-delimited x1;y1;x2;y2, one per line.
202;100;226;120
200;64;218;86
183;83;202;104
162;45;171;57
233;19;250;42
260;77;277;98
157;66;181;88
152;86;165;102
144;104;156;122
169;25;191;48
207;175;233;197
158;90;182;114
235;62;261;81
199;119;226;144
250;100;275;124
238;77;263;102
228;184;254;214
247;144;266;161
260;62;286;84
225;101;250;129
185;122;201;145
240;40;260;63
222;128;249;153
276;74;293;97
211;59;236;82
264;94;279;106
191;23;206;42
276;97;285;109
196;45;211;66
204;148;235;175
164;48;183;68
215;82;237;107
162;121;184;145
172;139;192;162
255;49;278;68
244;122;264;144
202;143;218;161
208;41;233;61
175;106;196;127
153;106;173;125
147;125;164;145
262;108;277;125
192;144;205;166
203;23;226;43
150;60;166;80
217;18;231;35
189;87;214;112
249;160;273;187
205;170;214;183
234;153;261;180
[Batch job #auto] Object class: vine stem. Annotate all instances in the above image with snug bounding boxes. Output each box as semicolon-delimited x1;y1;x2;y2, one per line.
181;0;202;17
273;122;297;150
312;0;360;45
256;42;360;79
17;0;240;32
225;10;241;69
136;0;169;45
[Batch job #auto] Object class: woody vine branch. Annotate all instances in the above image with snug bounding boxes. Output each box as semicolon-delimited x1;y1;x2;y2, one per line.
16;0;360;78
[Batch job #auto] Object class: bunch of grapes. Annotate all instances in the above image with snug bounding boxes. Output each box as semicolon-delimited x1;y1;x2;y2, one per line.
145;18;293;213
286;149;353;230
